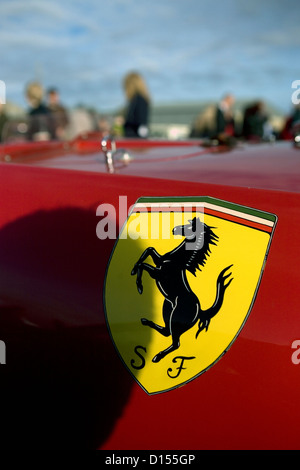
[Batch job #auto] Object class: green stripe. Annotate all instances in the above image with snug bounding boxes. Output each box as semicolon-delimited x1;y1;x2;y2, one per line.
136;196;277;223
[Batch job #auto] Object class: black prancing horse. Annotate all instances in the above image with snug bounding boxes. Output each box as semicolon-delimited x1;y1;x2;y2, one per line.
131;217;233;363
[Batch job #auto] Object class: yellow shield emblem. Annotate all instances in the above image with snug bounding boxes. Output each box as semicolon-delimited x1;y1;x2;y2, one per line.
104;197;277;394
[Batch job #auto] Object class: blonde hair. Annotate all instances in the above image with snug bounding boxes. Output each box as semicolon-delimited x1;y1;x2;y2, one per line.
26;81;44;108
123;72;150;102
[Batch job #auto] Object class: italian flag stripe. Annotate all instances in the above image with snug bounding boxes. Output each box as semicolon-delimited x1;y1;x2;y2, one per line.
132;197;276;234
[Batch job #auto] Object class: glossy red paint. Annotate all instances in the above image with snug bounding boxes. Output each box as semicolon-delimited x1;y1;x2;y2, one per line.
2;137;299;192
0;137;299;449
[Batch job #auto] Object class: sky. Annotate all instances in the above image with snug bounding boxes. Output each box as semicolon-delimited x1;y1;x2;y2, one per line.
1;0;299;113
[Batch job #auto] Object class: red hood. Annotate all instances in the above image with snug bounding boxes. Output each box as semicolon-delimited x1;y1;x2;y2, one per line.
1;137;299;193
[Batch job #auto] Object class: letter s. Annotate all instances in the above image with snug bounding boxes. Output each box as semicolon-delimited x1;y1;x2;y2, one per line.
131;345;146;370
291;340;300;365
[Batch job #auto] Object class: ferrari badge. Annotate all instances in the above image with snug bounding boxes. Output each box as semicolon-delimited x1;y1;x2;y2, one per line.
104;196;277;394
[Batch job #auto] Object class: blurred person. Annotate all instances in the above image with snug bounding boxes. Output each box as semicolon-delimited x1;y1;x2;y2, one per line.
112;115;125;137
0;102;8;142
215;93;236;138
281;104;300;140
190;94;236;143
25;81;55;141
65;106;95;139
190;104;216;138
291;104;300;125
123;72;151;138
242;101;268;141
47;87;69;140
97;115;111;135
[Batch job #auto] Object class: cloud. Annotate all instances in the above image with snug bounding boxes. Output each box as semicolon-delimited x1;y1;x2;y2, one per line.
260;28;300;47
0;0;66;20
1;0;298;112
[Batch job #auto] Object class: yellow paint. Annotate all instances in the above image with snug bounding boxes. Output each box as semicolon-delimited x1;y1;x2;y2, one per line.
105;209;271;394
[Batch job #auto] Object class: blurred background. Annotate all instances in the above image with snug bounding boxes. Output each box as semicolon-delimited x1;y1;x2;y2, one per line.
0;0;299;141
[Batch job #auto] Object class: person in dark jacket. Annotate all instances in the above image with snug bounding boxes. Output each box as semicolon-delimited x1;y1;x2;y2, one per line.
190;94;236;143
25;81;55;141
47;87;69;140
242;101;268;141
123;72;151;138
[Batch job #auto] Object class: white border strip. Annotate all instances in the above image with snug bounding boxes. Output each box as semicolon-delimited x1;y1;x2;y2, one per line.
134;202;274;227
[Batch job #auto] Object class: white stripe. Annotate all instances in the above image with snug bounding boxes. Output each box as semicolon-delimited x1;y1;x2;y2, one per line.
134;202;274;227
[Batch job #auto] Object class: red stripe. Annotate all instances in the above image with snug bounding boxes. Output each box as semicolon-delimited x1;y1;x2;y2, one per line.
132;206;272;233
205;208;272;233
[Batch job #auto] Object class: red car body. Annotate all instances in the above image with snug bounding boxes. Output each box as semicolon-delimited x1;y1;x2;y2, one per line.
0;136;299;449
